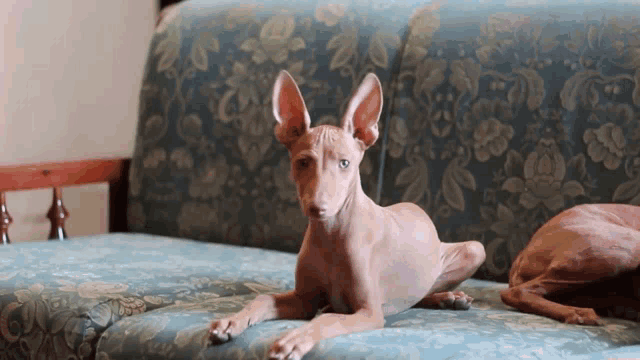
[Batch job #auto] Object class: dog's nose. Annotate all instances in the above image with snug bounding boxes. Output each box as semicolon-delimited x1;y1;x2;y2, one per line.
308;204;327;217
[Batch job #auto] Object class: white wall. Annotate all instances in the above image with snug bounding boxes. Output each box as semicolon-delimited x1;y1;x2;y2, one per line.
1;0;156;242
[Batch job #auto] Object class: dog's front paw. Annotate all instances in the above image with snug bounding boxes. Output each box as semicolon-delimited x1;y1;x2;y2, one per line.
268;327;316;360
209;317;247;344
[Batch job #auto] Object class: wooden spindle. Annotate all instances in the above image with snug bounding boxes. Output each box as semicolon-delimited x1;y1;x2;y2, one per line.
47;187;69;241
0;192;11;245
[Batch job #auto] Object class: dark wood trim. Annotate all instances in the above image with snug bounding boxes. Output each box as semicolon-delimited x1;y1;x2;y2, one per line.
47;187;69;240
0;193;12;244
0;158;130;192
0;157;131;237
109;160;130;233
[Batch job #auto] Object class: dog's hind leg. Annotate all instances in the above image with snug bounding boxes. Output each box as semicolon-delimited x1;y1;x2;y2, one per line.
500;274;603;325
414;241;486;310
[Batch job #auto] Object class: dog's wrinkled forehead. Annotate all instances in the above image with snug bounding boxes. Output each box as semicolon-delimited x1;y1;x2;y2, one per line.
290;125;361;156
311;126;340;146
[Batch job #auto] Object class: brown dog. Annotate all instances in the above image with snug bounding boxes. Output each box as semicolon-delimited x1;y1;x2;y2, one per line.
208;70;486;360
501;203;640;325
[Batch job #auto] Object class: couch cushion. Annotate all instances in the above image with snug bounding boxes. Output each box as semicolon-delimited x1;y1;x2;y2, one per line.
127;0;408;254
0;233;295;359
376;0;640;282
96;279;640;360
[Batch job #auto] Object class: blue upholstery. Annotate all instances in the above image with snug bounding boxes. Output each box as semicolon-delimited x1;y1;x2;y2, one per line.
2;0;640;358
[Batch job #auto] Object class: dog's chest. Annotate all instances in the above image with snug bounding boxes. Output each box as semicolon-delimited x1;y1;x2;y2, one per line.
324;261;355;314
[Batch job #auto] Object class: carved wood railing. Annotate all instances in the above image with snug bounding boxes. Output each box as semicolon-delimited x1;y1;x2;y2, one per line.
0;158;131;244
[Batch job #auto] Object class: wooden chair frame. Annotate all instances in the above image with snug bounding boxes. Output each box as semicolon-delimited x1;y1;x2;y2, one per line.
0;158;131;244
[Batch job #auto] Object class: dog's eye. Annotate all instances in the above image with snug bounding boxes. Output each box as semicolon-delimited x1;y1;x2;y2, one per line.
339;159;350;169
297;159;310;168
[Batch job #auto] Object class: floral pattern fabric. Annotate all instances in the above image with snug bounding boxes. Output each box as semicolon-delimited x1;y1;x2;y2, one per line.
0;234;295;359
1;234;638;360
128;0;640;286
87;0;640;358
378;0;640;282
96;279;640;360
128;0;405;254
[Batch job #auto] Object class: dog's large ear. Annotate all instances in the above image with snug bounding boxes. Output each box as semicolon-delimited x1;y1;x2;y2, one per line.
272;70;311;148
342;73;383;149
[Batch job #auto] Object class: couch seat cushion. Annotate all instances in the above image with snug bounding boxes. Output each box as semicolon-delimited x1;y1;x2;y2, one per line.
0;233;296;359
96;279;640;360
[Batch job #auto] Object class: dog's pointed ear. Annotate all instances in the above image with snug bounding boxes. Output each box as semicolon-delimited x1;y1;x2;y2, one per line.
272;70;311;148
342;73;383;149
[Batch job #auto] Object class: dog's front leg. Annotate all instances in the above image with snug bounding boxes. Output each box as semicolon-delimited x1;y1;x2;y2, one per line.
268;308;384;360
209;291;315;343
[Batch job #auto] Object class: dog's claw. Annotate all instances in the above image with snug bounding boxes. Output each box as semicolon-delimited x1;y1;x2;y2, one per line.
209;318;245;344
454;298;471;310
562;307;601;326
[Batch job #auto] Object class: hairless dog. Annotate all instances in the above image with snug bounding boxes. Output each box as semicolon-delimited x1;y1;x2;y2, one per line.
209;70;486;360
501;203;640;325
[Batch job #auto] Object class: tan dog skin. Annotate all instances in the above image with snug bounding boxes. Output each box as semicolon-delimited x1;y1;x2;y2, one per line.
209;71;486;360
501;203;640;325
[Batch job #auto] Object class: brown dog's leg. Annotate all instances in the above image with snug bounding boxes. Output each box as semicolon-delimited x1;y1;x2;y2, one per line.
500;276;603;325
415;241;486;310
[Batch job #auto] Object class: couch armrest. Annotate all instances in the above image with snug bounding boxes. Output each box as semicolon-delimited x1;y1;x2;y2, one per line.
0;157;131;243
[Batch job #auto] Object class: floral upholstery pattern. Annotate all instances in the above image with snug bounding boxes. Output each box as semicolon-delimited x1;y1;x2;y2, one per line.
0;234;295;359
5;0;640;359
96;279;640;360
128;0;406;254
378;0;640;283
1;235;638;360
128;0;640;285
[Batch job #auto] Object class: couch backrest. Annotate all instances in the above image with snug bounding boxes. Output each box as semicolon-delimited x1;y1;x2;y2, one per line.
129;0;640;282
126;0;407;253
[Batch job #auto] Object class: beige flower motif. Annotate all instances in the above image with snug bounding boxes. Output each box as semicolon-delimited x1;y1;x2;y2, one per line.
143;148;167;169
114;297;146;316
223;5;258;30
502;136;585;210
466;99;514;162
14;283;44;303
408;3;441;43
221;60;305;122
583;123;626;170
169;148;194;170
473;119;514;162
414;59;447;96
143;115;167;142
450;58;482;98
222;61;260;117
189;157;229;199
237;105;274;171
180;114;204;139
486;13;530;38
475;45;494;65
59;281;128;299
241;15;305;64
388;116;409;158
315;4;346;27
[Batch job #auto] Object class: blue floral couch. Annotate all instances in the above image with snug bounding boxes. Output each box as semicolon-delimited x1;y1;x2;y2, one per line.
3;0;640;358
